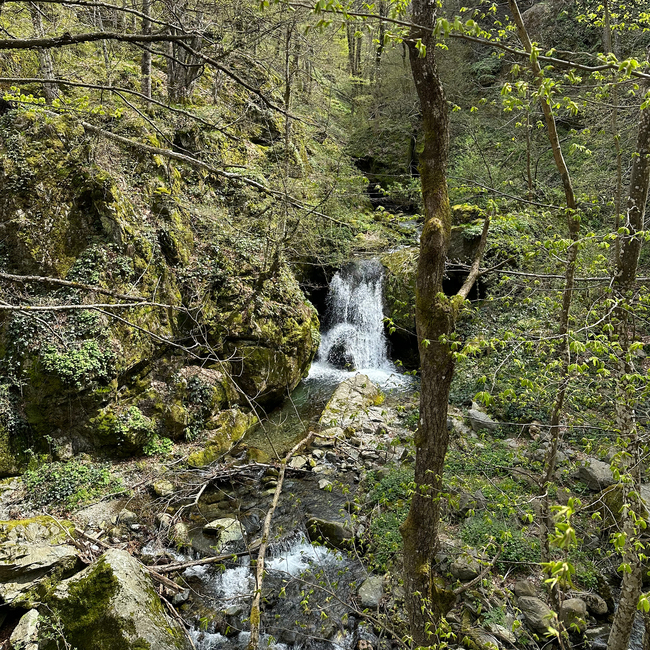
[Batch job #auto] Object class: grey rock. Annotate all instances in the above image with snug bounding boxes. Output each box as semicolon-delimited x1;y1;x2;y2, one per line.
318;479;333;490
468;409;499;432
583;593;608;616
9;608;39;650
0;541;78;605
513;580;536;597
485;622;516;644
170;522;190;547
117;509;138;525
224;604;245;617
358;575;384;609
578;458;614;490
465;629;500;650
172;588;190;606
289;455;308;470
586;625;611;641
450;555;481;582
517;596;554;632
51;548;190;649
202;518;243;552
307;517;353;549
559;598;587;633
319;375;380;430
152;480;175;498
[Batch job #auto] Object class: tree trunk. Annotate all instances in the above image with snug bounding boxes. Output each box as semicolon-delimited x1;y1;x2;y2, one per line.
607;77;650;650
141;0;152;101
399;0;456;644
29;2;58;103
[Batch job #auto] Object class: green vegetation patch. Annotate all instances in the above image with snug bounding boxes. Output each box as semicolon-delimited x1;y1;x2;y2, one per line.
23;459;122;510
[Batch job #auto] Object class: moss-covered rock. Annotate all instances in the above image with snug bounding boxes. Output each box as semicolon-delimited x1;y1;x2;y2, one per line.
187;408;258;467
44;548;189;650
0;516;79;608
0;112;320;458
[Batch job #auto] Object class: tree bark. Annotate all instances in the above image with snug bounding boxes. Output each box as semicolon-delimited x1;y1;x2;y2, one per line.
141;0;152;101
607;77;650;650
399;0;456;643
29;2;59;102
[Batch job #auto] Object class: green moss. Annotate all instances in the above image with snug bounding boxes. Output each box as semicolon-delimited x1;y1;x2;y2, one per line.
188;408;258;467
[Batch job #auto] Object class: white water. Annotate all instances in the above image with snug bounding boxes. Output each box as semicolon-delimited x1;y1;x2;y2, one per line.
188;533;348;650
308;259;409;389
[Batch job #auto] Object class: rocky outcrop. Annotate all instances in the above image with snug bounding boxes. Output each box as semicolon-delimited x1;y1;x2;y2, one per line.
319;374;381;430
0;111;319;460
0;517;79;607
46;548;190;650
187;408;258;467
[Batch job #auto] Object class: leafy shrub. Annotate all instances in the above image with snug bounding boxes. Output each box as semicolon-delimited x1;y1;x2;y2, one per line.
24;459;121;509
143;434;173;457
461;516;540;571
364;468;415;570
40;340;114;389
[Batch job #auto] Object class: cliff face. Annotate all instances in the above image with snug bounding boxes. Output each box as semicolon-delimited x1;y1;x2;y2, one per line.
0;109;320;467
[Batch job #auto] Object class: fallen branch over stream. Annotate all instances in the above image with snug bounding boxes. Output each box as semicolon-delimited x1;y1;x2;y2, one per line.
247;432;315;650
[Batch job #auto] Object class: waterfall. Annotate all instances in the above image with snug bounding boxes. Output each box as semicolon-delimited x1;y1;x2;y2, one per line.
309;259;405;386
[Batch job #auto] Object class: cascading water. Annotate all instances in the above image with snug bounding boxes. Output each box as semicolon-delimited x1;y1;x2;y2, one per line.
309;259;406;387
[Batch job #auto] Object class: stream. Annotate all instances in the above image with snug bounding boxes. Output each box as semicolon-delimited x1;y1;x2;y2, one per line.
183;258;413;650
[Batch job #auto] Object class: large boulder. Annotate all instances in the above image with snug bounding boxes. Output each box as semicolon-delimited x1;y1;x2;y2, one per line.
319;375;381;430
358;575;384;609
0;517;79;607
578;458;614;491
307;517;353;549
187;408;258;467
46;548;190;650
517;596;554;633
559;598;587;633
202;517;244;553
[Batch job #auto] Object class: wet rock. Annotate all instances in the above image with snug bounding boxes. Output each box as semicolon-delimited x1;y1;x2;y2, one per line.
578;458;614;491
307;517;353;549
468;409;499;432
513;580;536;597
586;625;611;643
48;548;190;649
172;588;190;606
517;596;554;632
202;518;243;552
450;555;481;582
559;598;587;633
9;608;39;650
358;575;384;608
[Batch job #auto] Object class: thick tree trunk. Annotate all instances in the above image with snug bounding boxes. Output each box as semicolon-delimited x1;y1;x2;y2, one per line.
399;0;456;644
